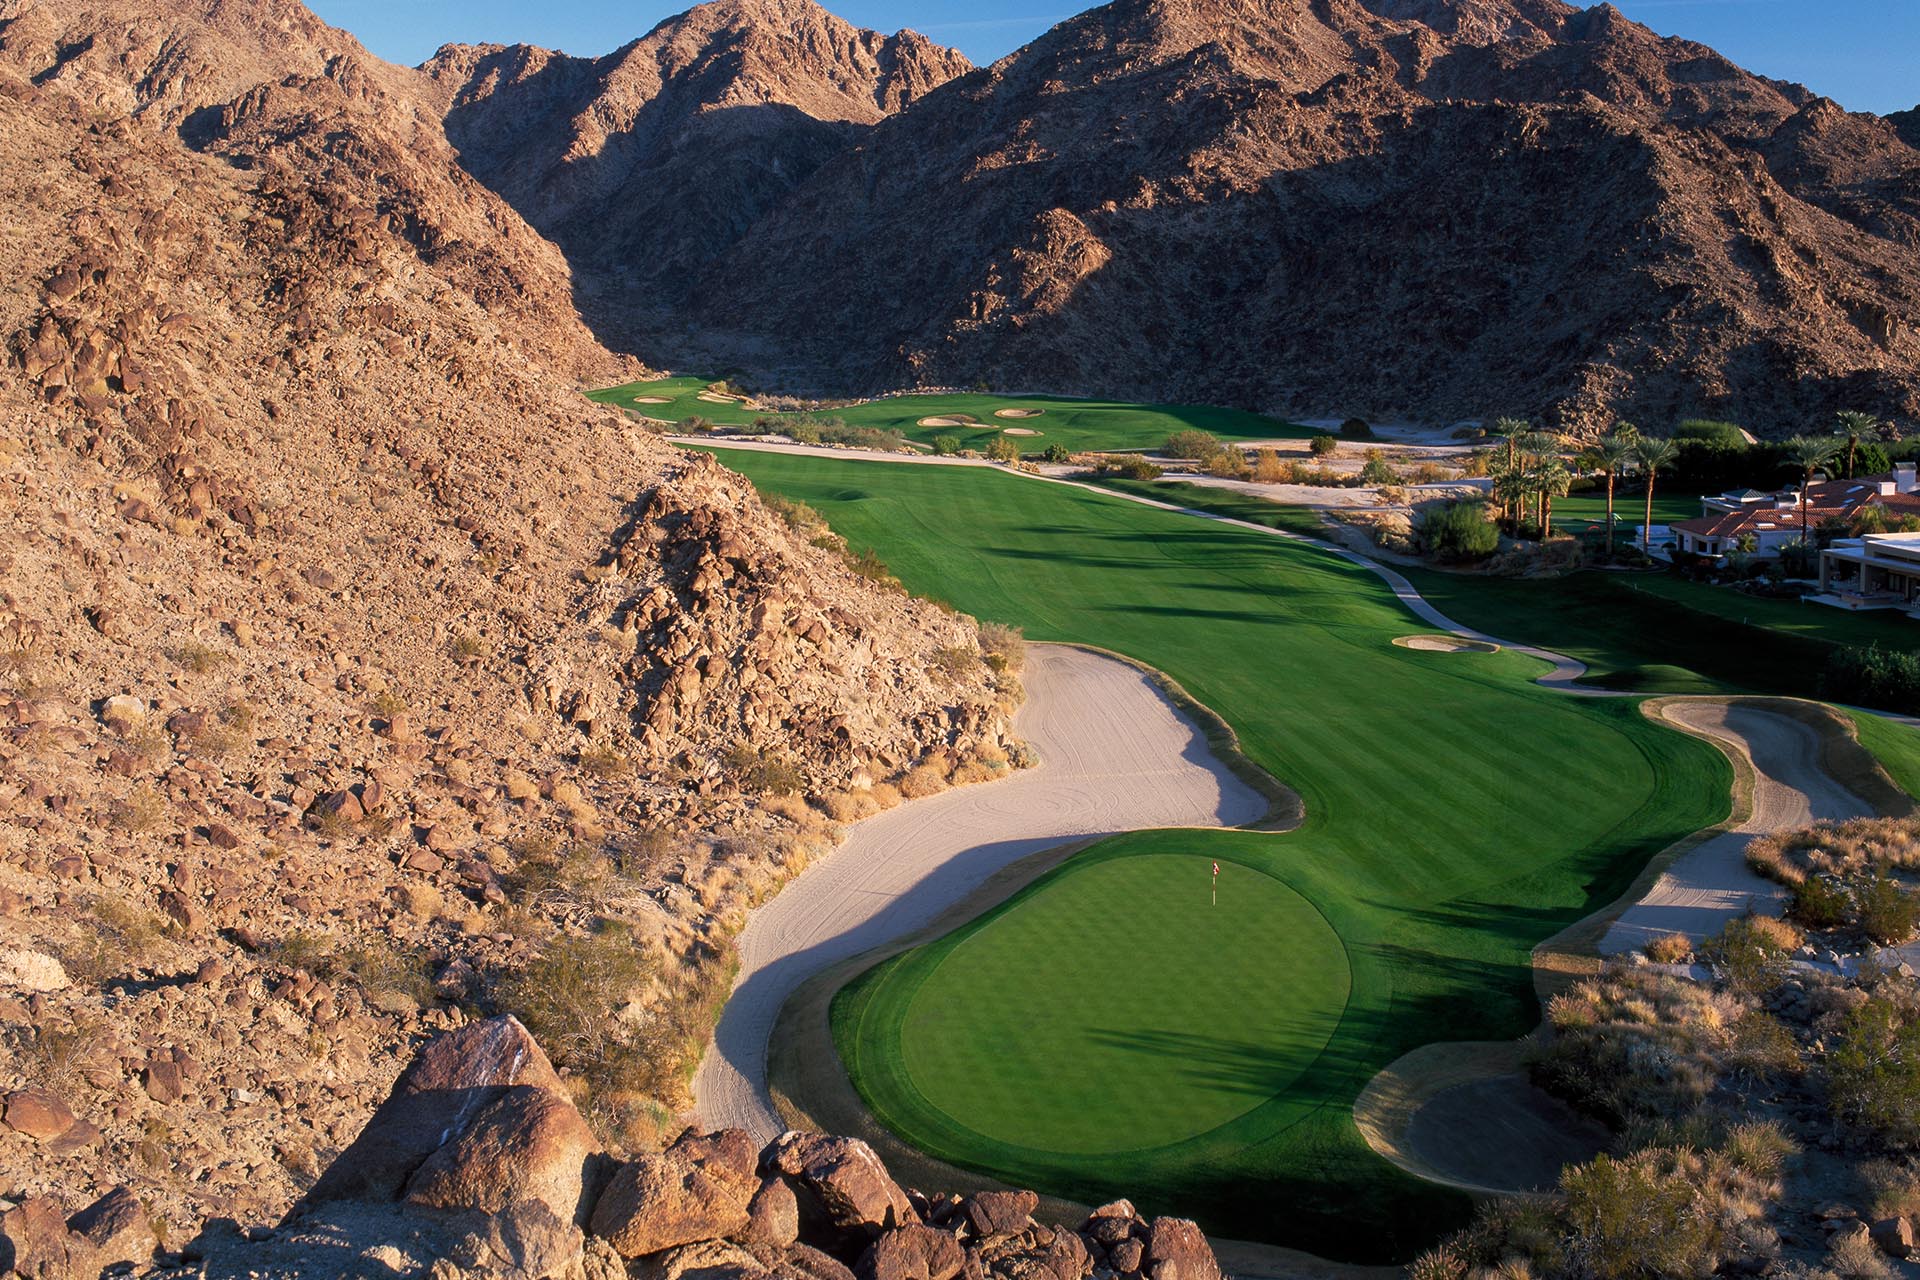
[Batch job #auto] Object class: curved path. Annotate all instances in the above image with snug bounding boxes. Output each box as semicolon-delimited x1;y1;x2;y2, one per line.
1598;701;1872;955
692;644;1268;1138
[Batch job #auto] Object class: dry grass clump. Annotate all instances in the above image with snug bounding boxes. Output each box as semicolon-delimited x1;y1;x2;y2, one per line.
1748;817;1920;887
950;743;1012;787
978;621;1026;674
722;742;805;796
1857;1158;1920;1220
814;785;904;824
897;760;950;800
1538;965;1794;1124
108;781;169;833
1644;932;1694;964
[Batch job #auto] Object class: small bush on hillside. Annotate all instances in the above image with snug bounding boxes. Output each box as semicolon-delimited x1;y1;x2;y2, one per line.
930;434;962;456
1828;990;1920;1147
1790;875;1852;930
1094;455;1162;481
847;546;902;590
1416;500;1500;562
1856;875;1920;945
1251;449;1288;483
929;645;978;682
1645;932;1694;964
1703;914;1800;992
978;621;1026;672
1163;429;1222;460
986;435;1022;464
1205;448;1250;479
722;743;804;795
1339;418;1374;439
1308;434;1338;457
763;494;829;538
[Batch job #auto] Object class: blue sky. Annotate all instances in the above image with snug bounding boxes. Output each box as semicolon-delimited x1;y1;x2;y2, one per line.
311;0;1917;115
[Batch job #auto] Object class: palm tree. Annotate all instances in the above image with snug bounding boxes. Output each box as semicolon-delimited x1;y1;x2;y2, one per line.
1490;417;1530;473
1633;437;1680;553
1536;457;1573;539
1785;435;1843;543
1834;410;1878;479
1594;436;1638;558
1491;462;1530;534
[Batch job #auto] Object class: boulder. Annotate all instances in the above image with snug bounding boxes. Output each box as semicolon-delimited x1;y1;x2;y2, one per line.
744;1177;801;1248
763;1133;916;1248
0;1197;90;1280
589;1127;759;1258
1872;1216;1916;1259
857;1224;965;1280
65;1187;152;1272
1143;1219;1219;1280
634;1237;772;1280
2;1091;75;1142
962;1191;1037;1239
0;948;69;993
1109;1238;1145;1275
299;1016;600;1229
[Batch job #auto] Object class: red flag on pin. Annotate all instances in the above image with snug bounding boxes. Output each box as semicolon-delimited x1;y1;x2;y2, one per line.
1212;862;1220;876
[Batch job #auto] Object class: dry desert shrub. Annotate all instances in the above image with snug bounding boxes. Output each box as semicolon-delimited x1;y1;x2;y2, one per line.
977;621;1026;673
897;761;950;800
1823;1231;1898;1280
1748;817;1920;887
1644;932;1694;964
1857;1158;1920;1219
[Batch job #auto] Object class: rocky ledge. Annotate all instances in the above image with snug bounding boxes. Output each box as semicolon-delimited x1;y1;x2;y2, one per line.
0;1017;1222;1280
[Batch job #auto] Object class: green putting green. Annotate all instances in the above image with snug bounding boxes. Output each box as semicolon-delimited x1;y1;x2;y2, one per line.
697;448;1729;1261
588;375;1311;453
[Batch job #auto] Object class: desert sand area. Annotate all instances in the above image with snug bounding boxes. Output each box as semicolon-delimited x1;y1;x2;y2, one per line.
1599;702;1872;955
692;643;1269;1138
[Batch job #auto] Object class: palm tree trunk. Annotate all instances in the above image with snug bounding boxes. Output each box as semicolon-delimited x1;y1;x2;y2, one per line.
1604;471;1616;561
1544;495;1554;540
1802;466;1814;543
1643;482;1654;553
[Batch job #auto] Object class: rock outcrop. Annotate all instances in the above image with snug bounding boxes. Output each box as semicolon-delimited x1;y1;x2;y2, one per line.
10;1017;1221;1280
677;0;1920;435
0;0;1013;1243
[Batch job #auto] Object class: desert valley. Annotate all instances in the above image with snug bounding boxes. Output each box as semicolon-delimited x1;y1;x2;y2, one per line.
3;1;1920;1279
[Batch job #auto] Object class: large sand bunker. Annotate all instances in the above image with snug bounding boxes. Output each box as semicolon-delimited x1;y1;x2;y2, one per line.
918;416;967;428
632;396;673;404
994;408;1046;419
1002;427;1041;437
697;391;742;404
1393;635;1500;654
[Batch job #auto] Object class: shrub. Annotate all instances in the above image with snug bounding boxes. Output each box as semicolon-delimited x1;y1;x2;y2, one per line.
847;547;901;590
1703;914;1797;991
722;743;805;795
986;435;1022;464
1855;875;1920;945
1822;645;1920;715
978;621;1026;672
449;633;487;664
764;494;829;538
1339;418;1374;439
1415;500;1499;561
169;641;228;674
897;762;948;799
1674;419;1750;448
1205;448;1250;479
1308;434;1338;457
496;921;661;1089
929;435;962;456
1828;991;1920;1147
1790;875;1854;928
1645;932;1694;964
1042;444;1072;464
1096;455;1162;481
1251;449;1288;483
929;645;978;682
1163;429;1222;460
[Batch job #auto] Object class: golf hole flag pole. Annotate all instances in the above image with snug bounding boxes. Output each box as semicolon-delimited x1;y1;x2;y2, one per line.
1211;860;1219;906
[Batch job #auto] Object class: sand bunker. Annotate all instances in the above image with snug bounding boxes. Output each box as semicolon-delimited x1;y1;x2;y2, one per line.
1002;427;1041;437
994;408;1046;419
691;644;1270;1139
632;396;673;404
918;416;968;428
697;391;741;404
1393;635;1500;654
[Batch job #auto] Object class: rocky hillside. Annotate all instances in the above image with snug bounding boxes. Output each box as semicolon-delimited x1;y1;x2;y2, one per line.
422;0;971;345
680;0;1920;434
0;0;1015;1240
3;1017;1220;1280
1893;107;1920;150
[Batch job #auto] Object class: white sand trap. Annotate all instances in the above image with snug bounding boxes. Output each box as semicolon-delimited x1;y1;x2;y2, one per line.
697;391;741;404
918;416;967;428
1001;427;1041;437
1600;703;1871;956
632;396;673;404
995;408;1046;419
1393;635;1499;654
692;644;1269;1139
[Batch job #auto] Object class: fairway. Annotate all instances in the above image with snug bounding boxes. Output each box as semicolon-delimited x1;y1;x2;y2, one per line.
589;376;1312;452
883;853;1348;1153
701;448;1730;1261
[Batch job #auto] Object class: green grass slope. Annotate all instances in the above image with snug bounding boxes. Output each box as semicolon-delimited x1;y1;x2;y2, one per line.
590;376;1311;452
1849;712;1920;799
701;449;1728;1262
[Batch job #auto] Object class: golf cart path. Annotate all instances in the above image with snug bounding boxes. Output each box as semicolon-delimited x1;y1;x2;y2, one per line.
1598;701;1873;955
691;644;1267;1139
673;437;1600;691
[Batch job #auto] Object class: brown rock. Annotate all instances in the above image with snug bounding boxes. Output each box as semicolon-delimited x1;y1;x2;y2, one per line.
143;1058;185;1103
2;1091;75;1142
157;888;202;933
301;1015;599;1229
0;1197;91;1280
962;1191;1037;1239
205;821;242;849
1143;1219;1219;1280
309;787;366;824
589;1127;759;1258
857;1224;965;1280
744;1176;801;1249
1109;1238;1145;1274
65;1187;152;1272
635;1238;772;1280
1872;1216;1916;1259
764;1132;916;1247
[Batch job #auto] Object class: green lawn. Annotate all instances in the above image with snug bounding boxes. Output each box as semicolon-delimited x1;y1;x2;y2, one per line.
1555;489;1702;530
699;447;1728;1262
589;375;1312;453
1849;712;1920;799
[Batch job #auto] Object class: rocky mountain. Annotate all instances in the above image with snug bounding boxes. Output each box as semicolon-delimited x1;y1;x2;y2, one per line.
0;0;1013;1238
1893;106;1920;150
677;0;1920;434
4;1016;1222;1280
422;0;971;343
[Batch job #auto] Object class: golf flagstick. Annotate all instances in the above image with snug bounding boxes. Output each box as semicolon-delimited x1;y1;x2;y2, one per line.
1212;860;1219;906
